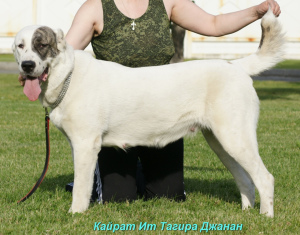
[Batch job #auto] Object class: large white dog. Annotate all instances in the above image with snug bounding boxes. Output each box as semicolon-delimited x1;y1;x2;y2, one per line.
13;10;284;217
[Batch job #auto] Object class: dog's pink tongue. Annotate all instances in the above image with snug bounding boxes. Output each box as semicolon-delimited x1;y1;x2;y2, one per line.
23;79;41;101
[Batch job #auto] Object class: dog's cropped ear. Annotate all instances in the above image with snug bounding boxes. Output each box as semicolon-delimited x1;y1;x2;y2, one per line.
11;42;16;54
11;41;19;63
54;28;67;52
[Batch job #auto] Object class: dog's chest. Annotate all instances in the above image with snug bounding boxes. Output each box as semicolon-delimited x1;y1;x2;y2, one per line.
49;109;64;130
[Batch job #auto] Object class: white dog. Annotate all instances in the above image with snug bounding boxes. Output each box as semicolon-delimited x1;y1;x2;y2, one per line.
12;10;284;217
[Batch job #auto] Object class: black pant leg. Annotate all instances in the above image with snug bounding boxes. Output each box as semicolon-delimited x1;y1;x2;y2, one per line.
97;147;138;203
139;139;186;201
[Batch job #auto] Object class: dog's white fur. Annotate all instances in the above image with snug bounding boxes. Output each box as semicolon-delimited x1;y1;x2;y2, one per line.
13;10;284;217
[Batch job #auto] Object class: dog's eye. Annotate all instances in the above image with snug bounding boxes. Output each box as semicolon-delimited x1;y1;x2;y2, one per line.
18;44;24;49
40;43;48;49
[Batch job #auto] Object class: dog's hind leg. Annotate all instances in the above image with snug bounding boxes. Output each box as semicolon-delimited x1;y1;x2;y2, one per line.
206;124;274;217
202;129;255;210
69;139;100;213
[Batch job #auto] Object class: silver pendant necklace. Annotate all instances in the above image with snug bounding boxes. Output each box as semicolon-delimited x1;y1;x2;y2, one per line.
131;20;136;30
121;0;139;31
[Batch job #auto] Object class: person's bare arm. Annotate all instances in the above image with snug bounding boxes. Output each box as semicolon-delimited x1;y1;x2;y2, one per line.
65;0;103;49
170;0;281;37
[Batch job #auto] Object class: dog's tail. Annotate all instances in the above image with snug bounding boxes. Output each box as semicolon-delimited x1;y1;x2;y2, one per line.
231;9;285;76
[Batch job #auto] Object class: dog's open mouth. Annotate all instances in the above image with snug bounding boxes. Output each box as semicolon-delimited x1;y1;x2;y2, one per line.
24;67;49;101
25;67;49;81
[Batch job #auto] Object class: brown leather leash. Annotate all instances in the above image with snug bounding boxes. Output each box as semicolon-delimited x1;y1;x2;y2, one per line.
18;108;50;203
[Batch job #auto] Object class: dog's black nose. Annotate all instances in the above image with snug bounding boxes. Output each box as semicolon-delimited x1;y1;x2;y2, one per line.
21;61;36;73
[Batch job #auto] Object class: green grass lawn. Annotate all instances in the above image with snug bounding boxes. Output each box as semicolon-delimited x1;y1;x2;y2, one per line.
0;74;299;234
275;60;300;69
0;54;16;62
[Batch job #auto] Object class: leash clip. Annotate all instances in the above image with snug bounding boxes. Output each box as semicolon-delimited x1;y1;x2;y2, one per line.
45;108;50;123
45;107;49;118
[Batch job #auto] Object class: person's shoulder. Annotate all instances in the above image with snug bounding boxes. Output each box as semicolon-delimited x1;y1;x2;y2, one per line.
77;0;102;22
164;0;192;12
163;0;177;8
163;0;177;17
83;0;101;8
80;0;103;35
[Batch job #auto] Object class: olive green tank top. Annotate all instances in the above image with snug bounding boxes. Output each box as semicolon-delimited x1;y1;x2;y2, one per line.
91;0;175;68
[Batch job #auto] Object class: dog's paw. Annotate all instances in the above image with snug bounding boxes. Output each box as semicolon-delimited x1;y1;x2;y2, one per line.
69;203;89;214
68;207;86;214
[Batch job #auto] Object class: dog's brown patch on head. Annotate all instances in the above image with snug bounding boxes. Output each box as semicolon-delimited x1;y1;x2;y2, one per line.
32;26;59;60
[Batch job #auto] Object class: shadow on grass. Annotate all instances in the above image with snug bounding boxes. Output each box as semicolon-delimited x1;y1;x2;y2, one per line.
38;170;240;205
185;177;240;203
185;166;226;172
184;166;240;203
39;173;74;192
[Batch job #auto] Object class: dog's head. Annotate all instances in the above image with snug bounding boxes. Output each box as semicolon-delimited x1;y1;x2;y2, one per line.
12;26;67;101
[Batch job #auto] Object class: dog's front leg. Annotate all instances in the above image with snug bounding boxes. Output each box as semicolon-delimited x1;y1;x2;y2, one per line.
69;140;100;213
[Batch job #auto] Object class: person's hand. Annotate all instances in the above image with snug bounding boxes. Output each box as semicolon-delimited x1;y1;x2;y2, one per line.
255;0;281;19
18;74;26;86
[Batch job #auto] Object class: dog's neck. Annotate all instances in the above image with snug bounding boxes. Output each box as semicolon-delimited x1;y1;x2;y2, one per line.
39;44;74;109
